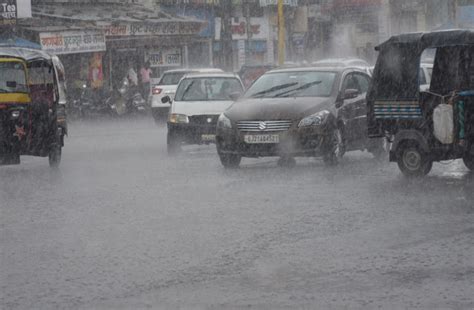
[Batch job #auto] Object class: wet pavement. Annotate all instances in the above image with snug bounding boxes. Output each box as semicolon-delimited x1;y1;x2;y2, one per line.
1;117;473;309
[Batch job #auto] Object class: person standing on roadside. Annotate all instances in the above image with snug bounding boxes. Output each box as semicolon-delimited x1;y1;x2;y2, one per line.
127;62;138;87
140;61;152;101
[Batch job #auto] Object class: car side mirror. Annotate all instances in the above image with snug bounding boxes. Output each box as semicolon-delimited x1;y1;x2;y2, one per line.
161;95;171;104
335;91;344;108
344;88;360;100
229;92;241;101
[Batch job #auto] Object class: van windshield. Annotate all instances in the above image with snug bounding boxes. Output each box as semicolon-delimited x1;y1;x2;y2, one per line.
175;77;243;101
0;61;28;93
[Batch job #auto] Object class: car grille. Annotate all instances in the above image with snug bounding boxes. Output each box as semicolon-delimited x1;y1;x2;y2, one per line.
237;120;292;132
189;115;219;125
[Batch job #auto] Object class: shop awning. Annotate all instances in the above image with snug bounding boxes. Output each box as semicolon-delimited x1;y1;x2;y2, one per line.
31;3;207;38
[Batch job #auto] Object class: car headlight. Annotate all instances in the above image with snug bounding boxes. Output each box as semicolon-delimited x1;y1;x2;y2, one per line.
11;110;21;119
217;113;232;129
298;110;330;128
168;113;189;124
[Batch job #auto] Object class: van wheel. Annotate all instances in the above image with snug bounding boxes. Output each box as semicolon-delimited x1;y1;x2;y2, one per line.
323;127;344;166
49;145;62;168
167;132;181;155
463;142;474;170
397;142;432;177
219;153;241;168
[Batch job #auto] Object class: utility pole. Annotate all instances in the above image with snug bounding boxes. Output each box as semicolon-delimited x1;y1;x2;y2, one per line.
244;0;252;61
449;0;458;27
278;0;285;66
221;0;234;71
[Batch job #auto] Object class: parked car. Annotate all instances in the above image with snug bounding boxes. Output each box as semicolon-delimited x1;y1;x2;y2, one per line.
163;72;244;154
150;68;224;122
216;66;386;168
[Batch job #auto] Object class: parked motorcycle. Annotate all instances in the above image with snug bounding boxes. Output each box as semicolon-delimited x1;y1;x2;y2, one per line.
67;84;113;119
109;78;147;116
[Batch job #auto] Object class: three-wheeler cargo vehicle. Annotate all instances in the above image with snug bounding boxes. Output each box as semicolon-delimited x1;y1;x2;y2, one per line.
367;30;473;177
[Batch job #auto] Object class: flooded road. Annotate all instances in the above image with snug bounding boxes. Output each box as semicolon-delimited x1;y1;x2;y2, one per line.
1;117;473;309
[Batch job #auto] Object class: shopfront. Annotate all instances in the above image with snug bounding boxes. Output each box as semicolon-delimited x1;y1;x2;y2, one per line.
101;20;205;85
19;2;206;91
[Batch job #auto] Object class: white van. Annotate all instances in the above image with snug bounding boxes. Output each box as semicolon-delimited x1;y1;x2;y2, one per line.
163;72;244;154
150;68;224;122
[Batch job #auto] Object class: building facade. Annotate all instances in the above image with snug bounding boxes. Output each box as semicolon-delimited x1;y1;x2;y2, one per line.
18;0;206;90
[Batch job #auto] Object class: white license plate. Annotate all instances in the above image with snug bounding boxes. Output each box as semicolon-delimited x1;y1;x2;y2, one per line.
201;134;216;142
244;134;280;144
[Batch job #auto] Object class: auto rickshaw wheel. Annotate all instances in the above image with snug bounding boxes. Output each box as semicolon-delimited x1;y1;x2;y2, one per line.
397;142;432;177
323;127;344;166
463;142;474;171
49;144;62;168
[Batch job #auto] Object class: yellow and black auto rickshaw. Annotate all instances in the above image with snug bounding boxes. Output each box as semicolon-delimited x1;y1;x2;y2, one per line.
367;30;473;177
0;47;65;167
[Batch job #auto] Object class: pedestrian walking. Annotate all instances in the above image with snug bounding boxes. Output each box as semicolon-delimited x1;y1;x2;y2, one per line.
140;61;152;101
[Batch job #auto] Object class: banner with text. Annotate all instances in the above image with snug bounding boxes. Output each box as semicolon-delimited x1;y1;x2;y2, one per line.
39;30;106;55
145;48;182;67
0;0;17;26
102;21;203;37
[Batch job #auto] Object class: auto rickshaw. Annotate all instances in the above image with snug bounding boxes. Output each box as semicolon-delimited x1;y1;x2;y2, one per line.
367;30;473;177
0;47;65;167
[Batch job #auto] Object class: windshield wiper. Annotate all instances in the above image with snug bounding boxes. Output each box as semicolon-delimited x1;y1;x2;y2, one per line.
180;81;195;100
274;80;322;97
251;82;298;98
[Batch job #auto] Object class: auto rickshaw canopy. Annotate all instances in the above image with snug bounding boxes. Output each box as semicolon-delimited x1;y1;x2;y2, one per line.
0;47;54;63
368;30;474;101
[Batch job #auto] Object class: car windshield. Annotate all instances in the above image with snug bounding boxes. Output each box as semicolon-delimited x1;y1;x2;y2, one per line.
0;61;28;94
158;72;188;85
174;77;243;101
245;71;336;98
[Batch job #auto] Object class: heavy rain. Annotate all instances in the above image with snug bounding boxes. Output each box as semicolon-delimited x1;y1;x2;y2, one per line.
1;0;473;309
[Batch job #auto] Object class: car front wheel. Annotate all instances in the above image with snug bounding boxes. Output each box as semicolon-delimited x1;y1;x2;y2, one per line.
218;153;241;168
368;137;389;161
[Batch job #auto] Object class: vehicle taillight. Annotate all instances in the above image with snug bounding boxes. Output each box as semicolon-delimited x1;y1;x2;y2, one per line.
152;87;162;95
